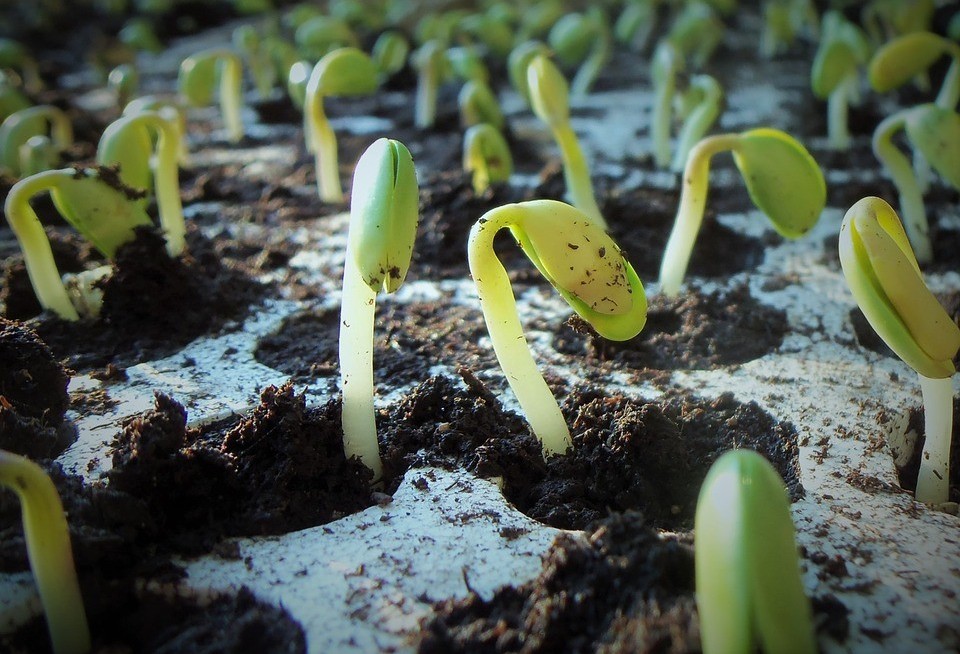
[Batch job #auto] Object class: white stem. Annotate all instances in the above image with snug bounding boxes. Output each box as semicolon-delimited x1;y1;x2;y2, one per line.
827;74;853;150
307;98;343;203
219;55;244;143
339;254;382;480
415;65;437;129
652;71;675;169
150;116;186;257
915;374;954;505
468;212;572;454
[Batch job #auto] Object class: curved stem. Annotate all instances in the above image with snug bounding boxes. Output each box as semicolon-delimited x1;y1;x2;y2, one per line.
570;37;610;97
915;374;954;505
873;112;931;263
827;73;854;151
935;55;960;110
659;133;740;297
339;254;382;480
152;119;186;257
3;170;79;320
0;450;90;654
553;124;605;229
307;96;343;203
671;75;722;172
468;210;572;454
219;54;244;143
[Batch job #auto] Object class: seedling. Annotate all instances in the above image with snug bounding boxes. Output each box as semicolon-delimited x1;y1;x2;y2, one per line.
446;46;489;85
516;0;562;41
118;18;164;53
527;54;605;229
811;12;870;150
371;30;410;80
659;128;825;297
695;449;816;654
178;49;245;143
862;0;935;50
108;63;139;108
97;109;186;256
233;25;277;99
868;31;960;110
463;123;513;194
671;74;723;172
469;200;647;453
123;96;189;165
459;11;514;59
18;134;58;177
651;40;685;169
412;40;451;129
0;38;42;93
872;103;960;263
287;60;311;110
294;15;358;60
839;197;960;505
760;0;819;58
3;167;151;320
0;80;30;122
507;40;550;107
458;79;503;129
615;0;660;53
548;8;611;96
339;139;419;481
668;1;724;70
0;105;73;177
0;449;90;654
304;47;379;203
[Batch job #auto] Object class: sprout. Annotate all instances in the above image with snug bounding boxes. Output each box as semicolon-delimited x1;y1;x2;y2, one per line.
458;79;504;129
414;10;466;46
3;167;151;320
0;449;90;654
233;25;277;99
872;104;960;263
97;109;186;257
411;40;452;129
839;197;960;505
810;12;870;150
615;0;659;52
304;47;379;203
469;200;647;453
667;1;724;70
547;8;611;96
659;128;825;297
507;40;550;107
123;95;189;165
371;30;410;80
516;0;563;41
287;60;311;110
339;138;419;481
108;63;139;108
0;81;30;122
446;46;489;84
695;449;816;654
868;31;960;110
459;11;514;59
178;49;245;143
0;38;42;93
118;18;164;54
294;15;358;60
18;134;58;177
527;54;606;229
862;0;935;50
0;105;73;177
651;40;684;169
671;74;723;172
463;123;513;194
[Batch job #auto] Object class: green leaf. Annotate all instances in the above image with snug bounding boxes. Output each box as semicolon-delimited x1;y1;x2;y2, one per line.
312;47;379;97
868;32;953;92
549;13;594;64
527;54;570;128
695;450;816;654
905;104;960;190
50;169;151;258
178;52;218;106
732;129;825;238
508;40;550;103
295;16;358;59
509;200;647;341
811;40;857;99
97;115;154;194
349;138;419;293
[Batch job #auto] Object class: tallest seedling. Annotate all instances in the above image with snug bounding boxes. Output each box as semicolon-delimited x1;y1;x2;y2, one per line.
339;138;419;481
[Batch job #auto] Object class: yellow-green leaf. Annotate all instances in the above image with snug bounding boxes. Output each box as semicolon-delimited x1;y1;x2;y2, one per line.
905;105;960;190
868;32;953;92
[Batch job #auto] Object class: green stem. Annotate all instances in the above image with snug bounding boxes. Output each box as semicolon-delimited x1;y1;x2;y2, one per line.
219;54;244;143
651;67;675;169
3;170;78;320
306;95;343;203
339;254;382;480
415;64;437;129
671;75;722;172
570;37;610;97
827;73;854;150
470;159;490;195
468;209;572;455
0;450;90;654
915;374;954;505
935;55;960;110
553;124;605;229
659;133;740;297
139;113;185;257
872;112;931;263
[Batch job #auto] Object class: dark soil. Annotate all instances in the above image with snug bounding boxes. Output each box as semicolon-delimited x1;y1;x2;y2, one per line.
4;226;264;372
554;285;788;377
899;397;960;503
0;318;75;459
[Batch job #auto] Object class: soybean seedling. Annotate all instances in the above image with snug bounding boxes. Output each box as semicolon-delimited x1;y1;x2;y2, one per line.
0;449;90;654
507;40;550;107
0;80;30;122
339;139;419;481
108;63;139;108
548;8;612;97
446;46;490;85
527;54;606;229
839;197;960;505
0;105;73;177
459;10;514;59
651;40;685;169
178;49;245;143
869;31;960;110
463;123;513;194
304;47;379;203
695;450;816;654
862;0;935;50
0;38;42;93
668;1;724;70
123;96;189;165
458;79;504;129
371;30;410;81
615;0;661;53
671;74;723;172
872;103;960;263
233;25;277;99
97;109;186;256
412;40;452;129
3;167;151;320
295;15;358;60
659;128;825;297
811;12;870;150
469;200;647;454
